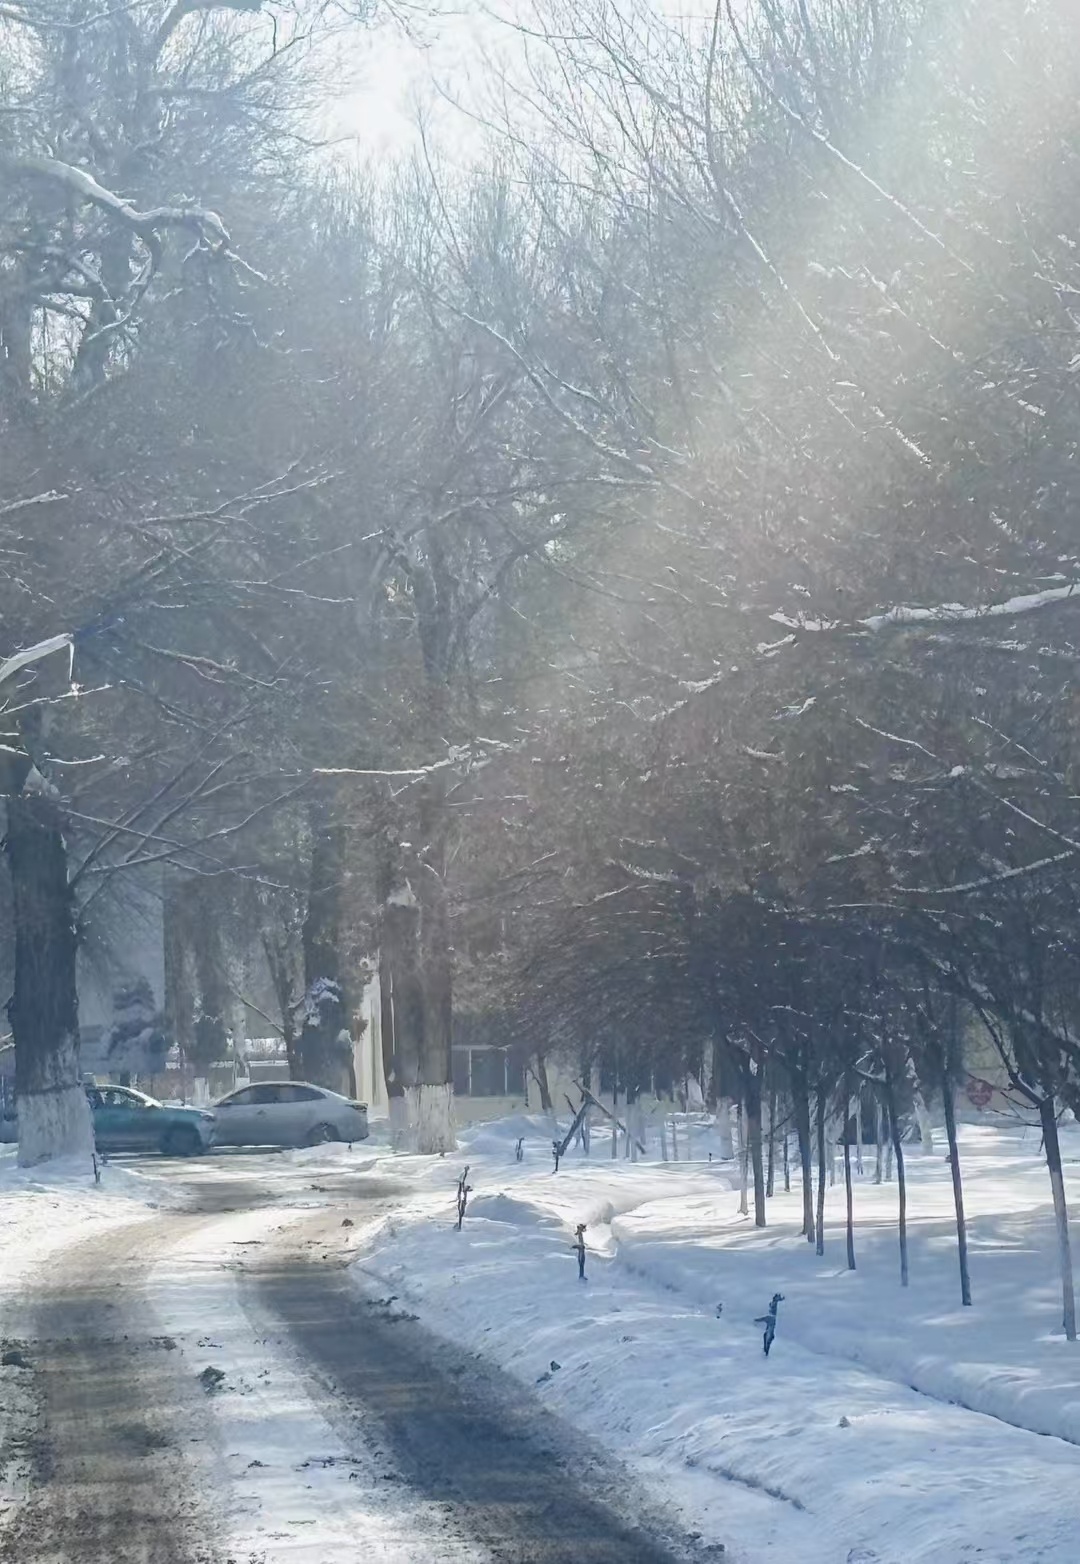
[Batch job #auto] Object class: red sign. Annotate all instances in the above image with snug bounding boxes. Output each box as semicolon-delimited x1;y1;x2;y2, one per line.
966;1075;993;1109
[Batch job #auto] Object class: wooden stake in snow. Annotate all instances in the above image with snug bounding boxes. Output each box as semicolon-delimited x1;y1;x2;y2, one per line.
575;1082;646;1157
454;1166;473;1230
552;1096;590;1172
515;1137;524;1164
755;1292;785;1356
574;1223;587;1282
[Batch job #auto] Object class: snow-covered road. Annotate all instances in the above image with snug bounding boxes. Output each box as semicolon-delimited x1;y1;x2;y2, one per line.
0;1148;719;1564
5;1116;1079;1564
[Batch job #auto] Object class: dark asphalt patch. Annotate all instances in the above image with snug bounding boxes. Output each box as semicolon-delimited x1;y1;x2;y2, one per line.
0;1226;221;1564
257;1252;712;1564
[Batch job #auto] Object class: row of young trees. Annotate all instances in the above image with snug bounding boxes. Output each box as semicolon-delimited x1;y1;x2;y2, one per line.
447;0;1080;1334
3;0;1080;1338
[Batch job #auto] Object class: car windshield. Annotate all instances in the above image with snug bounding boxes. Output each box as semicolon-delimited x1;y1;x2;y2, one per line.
96;1087;162;1109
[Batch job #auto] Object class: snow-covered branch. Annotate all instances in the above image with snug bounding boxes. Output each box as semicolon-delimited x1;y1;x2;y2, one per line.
861;583;1080;634
3;154;230;248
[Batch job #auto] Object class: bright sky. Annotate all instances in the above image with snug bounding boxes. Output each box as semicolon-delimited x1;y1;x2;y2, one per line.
322;3;511;167
323;1;717;168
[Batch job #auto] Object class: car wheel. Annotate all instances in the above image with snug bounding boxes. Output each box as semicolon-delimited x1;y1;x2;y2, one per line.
163;1124;201;1157
306;1121;338;1146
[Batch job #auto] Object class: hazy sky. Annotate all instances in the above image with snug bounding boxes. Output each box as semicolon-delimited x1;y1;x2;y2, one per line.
324;3;508;166
324;1;715;168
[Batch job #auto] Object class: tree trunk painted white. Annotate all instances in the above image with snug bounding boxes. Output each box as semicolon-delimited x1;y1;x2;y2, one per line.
404;1082;455;1154
611;1085;619;1159
738;1105;749;1217
670;1112;679;1161
885;1135;894;1183
388;1092;411;1150
685;1115;694;1162
192;1076;210;1106
874;1100;884;1184
7;792;94;1168
716;1097;735;1159
828;1121;837;1187
1039;1095;1076;1340
18;1072;94;1169
914;1093;934;1153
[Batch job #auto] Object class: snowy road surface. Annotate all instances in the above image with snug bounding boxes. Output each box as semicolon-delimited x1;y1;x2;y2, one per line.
0;1153;721;1564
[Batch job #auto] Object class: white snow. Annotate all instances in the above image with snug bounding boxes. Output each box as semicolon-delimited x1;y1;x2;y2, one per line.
352;1112;1080;1564
862;582;1080;632
148;1206;486;1564
0;1146;169;1284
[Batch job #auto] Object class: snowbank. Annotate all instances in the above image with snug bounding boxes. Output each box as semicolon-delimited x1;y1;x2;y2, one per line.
352;1114;1080;1564
0;1148;171;1290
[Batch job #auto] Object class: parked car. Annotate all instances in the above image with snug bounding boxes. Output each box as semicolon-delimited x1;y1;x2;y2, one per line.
87;1085;215;1156
211;1081;369;1148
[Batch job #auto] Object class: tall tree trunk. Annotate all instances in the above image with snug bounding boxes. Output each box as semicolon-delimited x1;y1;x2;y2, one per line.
380;884;424;1146
783;1127;790;1192
300;800;352;1096
746;1058;766;1226
884;1077;908;1286
1039;1095;1076;1341
855;1094;864;1175
795;1078;815;1243
737;1100;749;1215
942;1071;972;1306
815;1087;827;1257
378;951;407;1146
533;1052;553;1112
765;1087;776;1199
190;889;229;1088
716;1097;735;1158
6;794;94;1166
844;1096;856;1271
413;747;454;1151
163;880;196;1099
874;1099;884;1184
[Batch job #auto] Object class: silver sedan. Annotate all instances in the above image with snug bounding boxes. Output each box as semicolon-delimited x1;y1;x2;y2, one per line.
211;1081;369;1148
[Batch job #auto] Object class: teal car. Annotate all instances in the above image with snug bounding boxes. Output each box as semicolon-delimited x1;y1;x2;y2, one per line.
86;1085;215;1156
